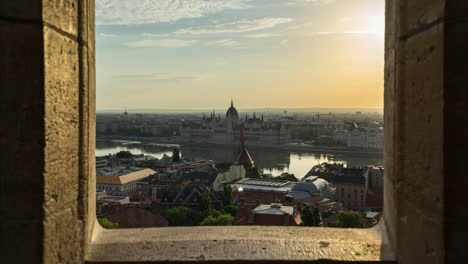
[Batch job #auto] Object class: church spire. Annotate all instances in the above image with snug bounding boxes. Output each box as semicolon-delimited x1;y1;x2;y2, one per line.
238;124;254;169
231;98;234;107
240;124;245;150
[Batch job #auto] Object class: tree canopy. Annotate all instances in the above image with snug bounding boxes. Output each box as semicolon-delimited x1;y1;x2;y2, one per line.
336;211;363;228
222;185;233;206
198;190;212;214
301;205;321;226
115;150;133;159
163;206;203;226
200;214;234;226
223;204;238;217
172;148;181;162
98;218;119;229
275;172;298;182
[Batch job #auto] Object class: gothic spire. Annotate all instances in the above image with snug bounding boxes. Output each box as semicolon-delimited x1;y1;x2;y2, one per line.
238;124;254;169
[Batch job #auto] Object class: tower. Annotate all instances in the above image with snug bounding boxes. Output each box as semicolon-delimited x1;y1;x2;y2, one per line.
237;125;254;169
237;125;261;178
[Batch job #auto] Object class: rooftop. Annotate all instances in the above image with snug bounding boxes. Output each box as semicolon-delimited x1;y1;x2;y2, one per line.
252;203;295;216
231;178;296;193
96;168;156;185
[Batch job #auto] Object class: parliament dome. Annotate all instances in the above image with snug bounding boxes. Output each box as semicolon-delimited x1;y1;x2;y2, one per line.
225;99;239;119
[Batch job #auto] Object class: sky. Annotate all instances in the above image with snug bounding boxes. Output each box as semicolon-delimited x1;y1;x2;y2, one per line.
96;0;385;111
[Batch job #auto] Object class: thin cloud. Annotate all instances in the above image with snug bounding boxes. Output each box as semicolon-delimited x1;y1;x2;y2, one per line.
206;39;242;47
98;32;117;38
125;39;198;48
176;18;292;34
246;33;281;38
306;31;337;36
116;73;202;82
96;0;253;25
141;32;167;38
285;0;336;6
343;30;372;34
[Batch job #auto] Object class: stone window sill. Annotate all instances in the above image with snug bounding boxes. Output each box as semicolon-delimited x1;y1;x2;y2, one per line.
86;221;395;263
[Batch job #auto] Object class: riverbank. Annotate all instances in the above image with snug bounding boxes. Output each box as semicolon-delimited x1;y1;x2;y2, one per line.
96;135;383;157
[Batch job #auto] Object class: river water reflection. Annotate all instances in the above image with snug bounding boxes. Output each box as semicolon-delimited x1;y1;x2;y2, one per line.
96;140;383;178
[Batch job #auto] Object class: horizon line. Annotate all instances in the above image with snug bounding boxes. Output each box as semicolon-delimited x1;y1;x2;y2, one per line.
97;106;384;112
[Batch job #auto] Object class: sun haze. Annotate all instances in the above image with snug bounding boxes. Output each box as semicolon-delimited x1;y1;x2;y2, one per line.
96;0;385;111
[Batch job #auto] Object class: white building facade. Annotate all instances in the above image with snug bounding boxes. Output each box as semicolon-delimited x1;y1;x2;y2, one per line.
346;123;383;150
180;100;290;145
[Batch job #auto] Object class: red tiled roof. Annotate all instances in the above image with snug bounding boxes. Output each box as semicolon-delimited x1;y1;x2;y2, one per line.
102;206;168;228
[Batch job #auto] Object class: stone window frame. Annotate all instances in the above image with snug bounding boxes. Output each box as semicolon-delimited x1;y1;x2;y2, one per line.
83;1;394;261
3;0;466;263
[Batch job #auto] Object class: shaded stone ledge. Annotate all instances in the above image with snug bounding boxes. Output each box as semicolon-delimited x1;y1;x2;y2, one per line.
86;222;395;263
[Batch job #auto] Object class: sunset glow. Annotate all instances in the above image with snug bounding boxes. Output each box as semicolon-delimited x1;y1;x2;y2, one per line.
96;0;385;110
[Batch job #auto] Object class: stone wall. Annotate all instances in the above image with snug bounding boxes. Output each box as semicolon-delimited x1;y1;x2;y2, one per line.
0;1;95;263
384;0;468;263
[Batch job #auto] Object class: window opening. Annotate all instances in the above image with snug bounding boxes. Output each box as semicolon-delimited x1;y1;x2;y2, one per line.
95;0;385;229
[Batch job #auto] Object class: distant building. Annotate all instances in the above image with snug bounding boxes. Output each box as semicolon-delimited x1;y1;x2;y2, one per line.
366;166;384;189
96;168;156;199
230;178;296;206
212;164;245;191
148;160;215;177
180;100;291;145
334;175;368;210
365;166;384;209
286;177;336;204
346;122;383;150
235;203;301;226
304;163;368;210
332;122;384;150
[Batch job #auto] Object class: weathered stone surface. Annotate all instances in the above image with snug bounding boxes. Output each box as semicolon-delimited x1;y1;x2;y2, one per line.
385;1;468;264
43;0;79;37
398;0;445;38
44;207;83;263
43;25;80;213
87;224;392;263
0;19;45;263
1;1;94;263
0;1;42;21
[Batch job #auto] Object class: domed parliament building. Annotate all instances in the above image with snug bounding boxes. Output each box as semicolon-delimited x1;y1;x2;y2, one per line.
180;100;291;145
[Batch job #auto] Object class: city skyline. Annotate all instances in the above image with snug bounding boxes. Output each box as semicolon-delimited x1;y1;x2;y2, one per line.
96;0;385;110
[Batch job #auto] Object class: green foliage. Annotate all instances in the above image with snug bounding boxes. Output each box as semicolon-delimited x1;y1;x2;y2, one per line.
172;148;181;162
275;172;298;182
164;206;202;226
222;185;233;206
223;204;239;217
198;190;212;213
211;209;222;218
200;214;234;226
301;205;321;226
98;218;119;229
115;150;133;159
336;211;363;228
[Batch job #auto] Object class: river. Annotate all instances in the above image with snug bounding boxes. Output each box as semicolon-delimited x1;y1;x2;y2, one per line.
96;139;383;178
